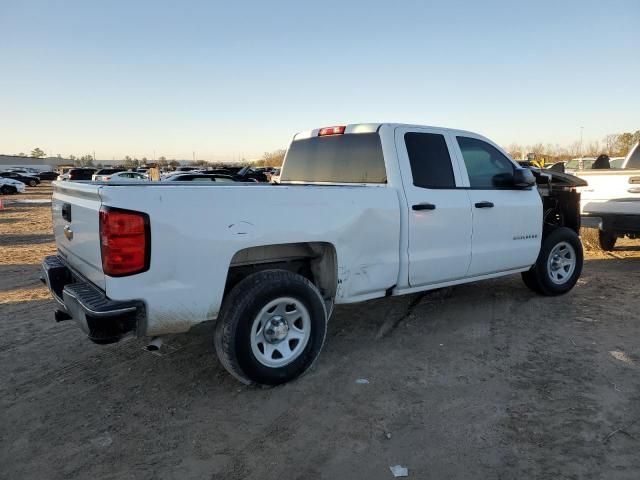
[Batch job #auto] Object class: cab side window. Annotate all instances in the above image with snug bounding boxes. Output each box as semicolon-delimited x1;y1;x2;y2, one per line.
457;136;514;189
405;132;456;188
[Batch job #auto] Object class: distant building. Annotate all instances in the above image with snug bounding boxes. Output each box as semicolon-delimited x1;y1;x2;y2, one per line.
0;154;71;171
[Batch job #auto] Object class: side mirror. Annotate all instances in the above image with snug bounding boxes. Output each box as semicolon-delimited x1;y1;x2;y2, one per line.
513;168;536;188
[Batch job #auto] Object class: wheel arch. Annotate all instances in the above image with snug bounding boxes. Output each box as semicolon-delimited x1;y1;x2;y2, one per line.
542;189;581;237
225;241;338;306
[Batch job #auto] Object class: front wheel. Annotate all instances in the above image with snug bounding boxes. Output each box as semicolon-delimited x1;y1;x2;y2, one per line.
214;270;328;385
521;227;583;296
29;180;37;187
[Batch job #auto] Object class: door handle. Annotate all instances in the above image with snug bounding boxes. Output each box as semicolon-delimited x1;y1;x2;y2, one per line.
474;201;494;208
412;203;436;211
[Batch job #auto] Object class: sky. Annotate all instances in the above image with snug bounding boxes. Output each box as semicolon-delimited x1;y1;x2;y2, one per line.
1;0;638;161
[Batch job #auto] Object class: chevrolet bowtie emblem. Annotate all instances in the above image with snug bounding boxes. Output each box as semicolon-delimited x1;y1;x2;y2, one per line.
64;225;74;241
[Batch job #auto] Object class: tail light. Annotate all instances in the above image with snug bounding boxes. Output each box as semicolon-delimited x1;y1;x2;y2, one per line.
318;126;346;136
99;207;150;276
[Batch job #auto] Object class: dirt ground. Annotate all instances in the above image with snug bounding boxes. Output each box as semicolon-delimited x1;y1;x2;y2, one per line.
1;183;639;480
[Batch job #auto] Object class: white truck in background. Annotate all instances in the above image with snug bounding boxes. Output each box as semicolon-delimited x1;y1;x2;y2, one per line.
43;123;585;385
577;142;640;250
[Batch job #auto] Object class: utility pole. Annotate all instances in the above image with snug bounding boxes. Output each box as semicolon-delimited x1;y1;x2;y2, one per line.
579;127;584;158
578;127;585;170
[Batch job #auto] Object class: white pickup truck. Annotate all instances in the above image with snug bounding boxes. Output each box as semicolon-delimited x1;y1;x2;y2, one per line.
577;142;640;250
43;123;585;385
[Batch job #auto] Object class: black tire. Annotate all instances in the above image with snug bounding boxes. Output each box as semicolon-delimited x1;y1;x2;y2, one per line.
598;230;617;251
0;185;15;195
214;270;328;386
521;227;583;296
28;180;37;187
521;267;543;294
580;227;617;252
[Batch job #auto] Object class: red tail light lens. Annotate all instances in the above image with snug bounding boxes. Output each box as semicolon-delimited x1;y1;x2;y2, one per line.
99;207;150;276
318;125;346;136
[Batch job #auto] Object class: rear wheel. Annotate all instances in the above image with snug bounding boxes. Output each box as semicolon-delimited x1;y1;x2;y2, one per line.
214;270;328;385
597;230;617;251
522;227;583;296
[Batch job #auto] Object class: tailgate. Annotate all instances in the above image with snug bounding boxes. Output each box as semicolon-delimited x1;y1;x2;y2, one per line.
52;181;106;290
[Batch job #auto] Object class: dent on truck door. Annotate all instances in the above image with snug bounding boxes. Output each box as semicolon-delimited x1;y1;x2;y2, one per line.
395;128;473;286
454;136;541;276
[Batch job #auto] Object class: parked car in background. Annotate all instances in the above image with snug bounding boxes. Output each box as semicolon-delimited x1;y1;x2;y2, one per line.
0;177;26;194
96;171;149;182
38;171;59;180
235;166;269;182
0;171;40;187
271;168;281;183
92;168;126;181
66;168;97;181
163;173;238;183
56;167;73;181
200;167;267;182
7;168;40;175
564;158;596;173
609;157;626;169
43;122;585;386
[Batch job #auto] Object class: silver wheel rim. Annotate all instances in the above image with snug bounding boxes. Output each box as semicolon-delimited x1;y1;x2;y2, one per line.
250;297;311;368
547;241;576;285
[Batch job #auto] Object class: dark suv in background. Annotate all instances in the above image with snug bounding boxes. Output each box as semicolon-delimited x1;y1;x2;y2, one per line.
67;168;97;181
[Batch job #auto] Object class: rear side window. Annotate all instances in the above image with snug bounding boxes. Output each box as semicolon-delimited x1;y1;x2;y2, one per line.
281;133;386;183
457;136;515;188
404;133;456;188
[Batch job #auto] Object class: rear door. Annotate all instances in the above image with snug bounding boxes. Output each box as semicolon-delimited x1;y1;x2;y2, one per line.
395;126;473;286
451;134;541;277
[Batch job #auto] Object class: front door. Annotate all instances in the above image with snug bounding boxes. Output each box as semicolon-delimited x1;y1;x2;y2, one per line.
395;127;473;287
451;134;542;276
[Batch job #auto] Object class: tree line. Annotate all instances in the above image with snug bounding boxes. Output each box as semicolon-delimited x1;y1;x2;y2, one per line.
507;130;640;161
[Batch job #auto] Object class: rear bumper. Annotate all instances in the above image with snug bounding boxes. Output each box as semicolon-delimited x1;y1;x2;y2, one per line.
41;255;145;344
581;214;640;234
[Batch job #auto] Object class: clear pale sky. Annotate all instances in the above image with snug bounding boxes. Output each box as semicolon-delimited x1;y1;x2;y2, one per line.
1;0;638;161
